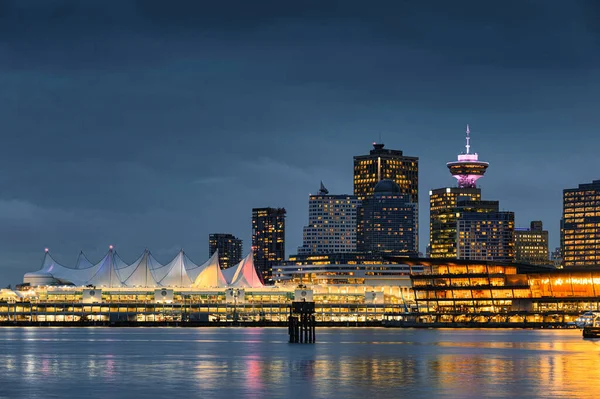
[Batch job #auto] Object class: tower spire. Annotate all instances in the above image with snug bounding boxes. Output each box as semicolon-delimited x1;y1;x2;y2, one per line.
465;124;470;154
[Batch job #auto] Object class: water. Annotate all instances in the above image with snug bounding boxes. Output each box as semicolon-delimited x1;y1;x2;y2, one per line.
1;327;599;399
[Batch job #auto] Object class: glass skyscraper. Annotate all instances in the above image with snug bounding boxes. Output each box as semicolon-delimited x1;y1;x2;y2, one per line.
252;207;286;283
357;179;418;256
562;180;600;267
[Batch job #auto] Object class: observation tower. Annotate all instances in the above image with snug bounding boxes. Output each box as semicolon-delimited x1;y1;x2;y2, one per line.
446;125;489;188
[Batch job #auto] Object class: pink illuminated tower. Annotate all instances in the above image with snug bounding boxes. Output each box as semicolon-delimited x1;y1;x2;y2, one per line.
446;124;489;188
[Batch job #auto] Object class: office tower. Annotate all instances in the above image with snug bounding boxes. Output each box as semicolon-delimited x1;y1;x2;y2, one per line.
514;221;550;265
429;125;487;258
562;180;600;266
252;207;286;283
455;199;515;262
353;142;418;202
356;179;418;256
208;233;243;269
430;187;481;258
298;182;360;255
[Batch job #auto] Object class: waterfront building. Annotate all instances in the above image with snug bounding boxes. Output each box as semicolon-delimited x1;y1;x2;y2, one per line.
297;182;360;255
353;142;418;202
209;233;243;269
398;256;600;326
274;263;420;300
562;180;600;267
252;207;286;283
286;252;412;265
6;248;415;324
356;179;418;256
456;200;515;262
514;221;550;265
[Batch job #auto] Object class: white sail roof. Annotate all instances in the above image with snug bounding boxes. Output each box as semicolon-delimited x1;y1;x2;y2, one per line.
228;253;264;288
192;251;227;288
75;252;94;269
119;250;159;288
156;250;193;287
85;250;122;287
113;251;130;270
37;252;87;286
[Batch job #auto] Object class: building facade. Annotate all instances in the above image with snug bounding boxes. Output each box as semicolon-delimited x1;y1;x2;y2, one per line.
429;126;490;259
209;233;243;269
514;221;549;265
455;200;515;262
353;142;418;202
252;207;286;283
357;179;418;257
562;180;600;267
429;187;481;258
403;257;600;326
298;183;360;255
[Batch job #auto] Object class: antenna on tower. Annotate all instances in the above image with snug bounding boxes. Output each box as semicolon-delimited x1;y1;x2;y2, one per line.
465;124;471;154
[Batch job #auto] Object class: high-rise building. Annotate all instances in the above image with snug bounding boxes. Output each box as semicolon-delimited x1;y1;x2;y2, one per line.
430;125;488;258
429;187;481;258
357;179;418;256
252;207;286;283
562;180;600;267
514;221;549;265
353;143;418;202
456;199;515;262
298;182;360;255
208;233;243;269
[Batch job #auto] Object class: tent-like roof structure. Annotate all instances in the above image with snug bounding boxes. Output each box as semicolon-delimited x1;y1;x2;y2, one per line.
192;251;227;288
75;251;94;269
25;249;265;289
118;250;159;288
85;250;123;287
226;253;264;288
156;250;193;287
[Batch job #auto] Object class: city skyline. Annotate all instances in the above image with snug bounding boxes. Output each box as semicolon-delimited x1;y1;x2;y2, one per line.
1;1;600;286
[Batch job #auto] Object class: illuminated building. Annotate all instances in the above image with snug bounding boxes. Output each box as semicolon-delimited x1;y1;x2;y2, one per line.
353;142;418;202
562;180;600;267
429;187;481;258
400;257;600;326
514;221;550;265
209;233;243;269
252;207;286;283
297;182;360;255
5;248;415;324
430;125;489;258
357;179;418;256
446;124;489;188
456;200;515;262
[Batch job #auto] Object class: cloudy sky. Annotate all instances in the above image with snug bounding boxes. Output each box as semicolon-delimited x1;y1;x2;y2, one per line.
1;0;599;286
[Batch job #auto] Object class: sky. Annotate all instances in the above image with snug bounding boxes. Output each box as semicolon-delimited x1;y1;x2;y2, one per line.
1;0;599;286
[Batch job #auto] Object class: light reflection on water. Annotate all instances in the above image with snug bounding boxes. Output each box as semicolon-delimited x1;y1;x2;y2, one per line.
0;328;599;399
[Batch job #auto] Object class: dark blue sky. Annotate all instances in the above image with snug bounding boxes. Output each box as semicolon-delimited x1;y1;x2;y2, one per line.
1;0;599;286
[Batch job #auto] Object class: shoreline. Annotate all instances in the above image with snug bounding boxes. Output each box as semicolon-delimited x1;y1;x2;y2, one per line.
0;320;580;329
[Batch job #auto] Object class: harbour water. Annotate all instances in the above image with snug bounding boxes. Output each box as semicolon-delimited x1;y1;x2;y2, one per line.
1;327;599;399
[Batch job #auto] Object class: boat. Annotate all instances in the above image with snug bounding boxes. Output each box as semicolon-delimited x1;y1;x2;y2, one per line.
582;313;600;338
